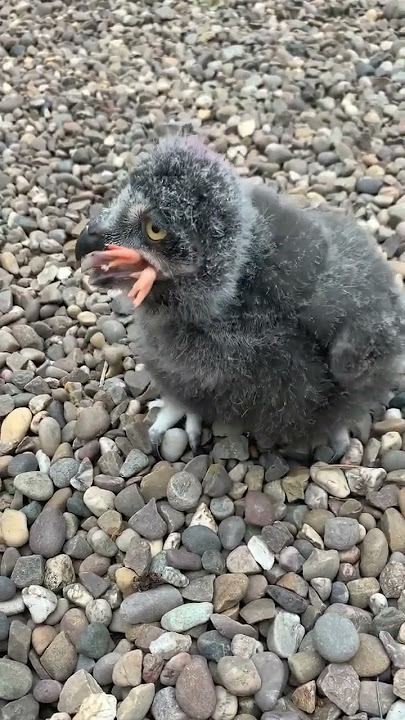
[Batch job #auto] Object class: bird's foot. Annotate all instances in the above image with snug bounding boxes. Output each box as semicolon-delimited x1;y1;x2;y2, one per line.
148;398;202;455
312;426;351;464
281;426;350;464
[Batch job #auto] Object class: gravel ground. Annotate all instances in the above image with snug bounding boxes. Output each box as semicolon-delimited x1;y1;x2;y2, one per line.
1;0;405;719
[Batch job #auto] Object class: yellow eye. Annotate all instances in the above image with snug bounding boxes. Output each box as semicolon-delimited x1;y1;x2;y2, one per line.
145;219;167;242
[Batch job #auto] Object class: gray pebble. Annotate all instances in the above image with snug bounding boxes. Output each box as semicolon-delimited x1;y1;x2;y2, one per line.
202;464;232;497
76;404;110;440
11;556;45;588
120;449;149;478
0;611;11;640
8;453;38;476
314;613;360;661
75;621;111;659
0;659;33;701
151;686;188;720
29;508;66;559
197;629;232;661
100;319;126;343
14;471;54;502
324;517;361;550
121;586;183;624
182;526;222;555
50;458;80;488
167;471;202;511
1;694;39;720
0;577;16;602
218;516;246;550
129;498;167;540
38;417;62;457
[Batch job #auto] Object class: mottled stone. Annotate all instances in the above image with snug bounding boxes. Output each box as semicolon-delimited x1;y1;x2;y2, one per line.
226;546;260;574
161;602;213;632
291;681;316;714
244;491;275;527
112;649;143;687
14;471;54;501
359;681;395;715
302;550;339;581
75;621;111;659
317;664;360;715
167;472;202;511
150;632;191;660
151;686;189;720
175;656;216;720
40;632;77;681
380;562;405;598
197;630;232;662
57;669;103;713
121;586;183;624
267;610;305;658
214;574;249;612
324;517;360;550
217;657;262;697
129;499;168;540
0;659;33;701
118;684;155;720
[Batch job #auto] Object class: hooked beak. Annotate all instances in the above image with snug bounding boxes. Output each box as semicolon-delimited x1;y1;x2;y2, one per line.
75;219;107;261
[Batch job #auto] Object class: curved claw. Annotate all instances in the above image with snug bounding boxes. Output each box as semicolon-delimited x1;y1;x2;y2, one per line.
148;427;164;461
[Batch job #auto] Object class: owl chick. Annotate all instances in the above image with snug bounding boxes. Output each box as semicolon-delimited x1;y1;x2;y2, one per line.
76;135;405;460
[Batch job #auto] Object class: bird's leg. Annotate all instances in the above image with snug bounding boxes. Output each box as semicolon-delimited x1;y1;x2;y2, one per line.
185;413;202;455
148;399;185;449
281;425;350;464
312;425;351;463
148;398;202;455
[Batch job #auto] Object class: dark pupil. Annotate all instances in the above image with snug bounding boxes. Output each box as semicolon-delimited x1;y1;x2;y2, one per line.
151;225;160;234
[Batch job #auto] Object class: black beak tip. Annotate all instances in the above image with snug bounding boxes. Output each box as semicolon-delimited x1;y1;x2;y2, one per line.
75;227;106;261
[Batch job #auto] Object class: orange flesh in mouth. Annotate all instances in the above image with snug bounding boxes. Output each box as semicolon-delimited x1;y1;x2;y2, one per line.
95;244;157;307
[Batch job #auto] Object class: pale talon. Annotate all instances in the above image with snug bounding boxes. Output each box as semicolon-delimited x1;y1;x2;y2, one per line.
147;399;164;410
147;399;202;455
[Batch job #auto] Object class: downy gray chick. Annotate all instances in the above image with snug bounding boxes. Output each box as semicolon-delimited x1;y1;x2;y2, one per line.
76;135;405;461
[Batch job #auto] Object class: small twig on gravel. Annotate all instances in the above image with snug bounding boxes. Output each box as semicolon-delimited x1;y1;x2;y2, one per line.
99;360;108;387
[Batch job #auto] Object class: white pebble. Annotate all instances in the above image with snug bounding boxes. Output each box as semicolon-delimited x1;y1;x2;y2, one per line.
22;585;57;624
85;599;112;626
83;487;115;517
247;536;275;571
369;592;388;615
385;408;403;420
380;431;402;453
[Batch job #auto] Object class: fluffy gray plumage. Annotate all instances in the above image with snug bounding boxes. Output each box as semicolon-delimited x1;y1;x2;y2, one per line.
77;134;405;459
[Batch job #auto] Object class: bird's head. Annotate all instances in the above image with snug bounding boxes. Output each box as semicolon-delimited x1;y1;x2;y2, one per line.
76;136;256;314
